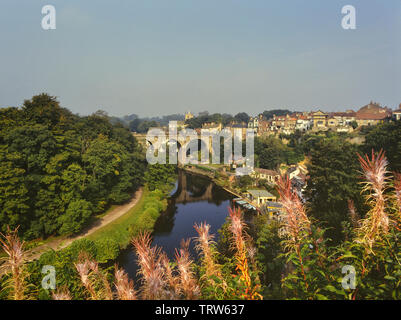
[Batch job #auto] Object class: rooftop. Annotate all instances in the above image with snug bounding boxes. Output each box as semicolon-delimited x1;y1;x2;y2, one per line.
255;168;280;176
247;189;275;198
264;201;283;208
356;102;392;120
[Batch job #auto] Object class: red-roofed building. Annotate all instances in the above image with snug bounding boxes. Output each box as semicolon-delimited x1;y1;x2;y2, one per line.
356;102;392;126
271;114;297;134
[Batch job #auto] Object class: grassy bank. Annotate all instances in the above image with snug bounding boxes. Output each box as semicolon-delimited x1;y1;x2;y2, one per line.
87;187;168;249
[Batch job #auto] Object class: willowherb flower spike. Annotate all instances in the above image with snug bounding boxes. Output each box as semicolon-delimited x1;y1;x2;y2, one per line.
395;173;401;217
357;149;391;250
52;287;72;300
160;252;180;299
0;226;27;300
347;199;361;228
131;231;166;300
114;265;137;300
74;252;98;300
227;207;261;300
194;222;220;278
228;207;248;255
175;239;200;300
276;175;310;250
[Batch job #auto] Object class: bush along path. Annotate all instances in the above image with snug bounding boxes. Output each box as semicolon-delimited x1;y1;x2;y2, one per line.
20;188;143;263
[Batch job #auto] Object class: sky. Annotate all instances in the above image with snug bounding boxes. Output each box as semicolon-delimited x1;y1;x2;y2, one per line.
0;0;400;117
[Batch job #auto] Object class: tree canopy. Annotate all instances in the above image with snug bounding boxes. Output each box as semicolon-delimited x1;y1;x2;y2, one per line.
0;94;145;239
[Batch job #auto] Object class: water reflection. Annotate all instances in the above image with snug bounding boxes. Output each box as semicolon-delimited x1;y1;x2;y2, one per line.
118;170;234;281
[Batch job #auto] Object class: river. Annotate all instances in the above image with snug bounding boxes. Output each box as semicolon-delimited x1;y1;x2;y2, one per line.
117;170;239;281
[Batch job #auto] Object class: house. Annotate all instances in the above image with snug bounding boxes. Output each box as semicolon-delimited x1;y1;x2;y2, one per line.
202;122;222;130
327;116;339;127
287;166;300;180
245;189;277;206
393;105;401;121
251;168;280;184
257;118;272;136
185;111;194;121
356;102;392;126
271;114;297;134
331;111;356;126
295;115;312;132
263;201;283;218
327;113;354;132
248;115;261;133
312;111;329;130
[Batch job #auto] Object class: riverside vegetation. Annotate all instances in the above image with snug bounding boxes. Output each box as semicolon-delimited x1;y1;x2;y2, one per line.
1;150;401;300
0;94;177;299
1;94;401;300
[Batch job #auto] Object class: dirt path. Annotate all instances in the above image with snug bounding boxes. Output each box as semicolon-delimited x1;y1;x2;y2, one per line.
23;188;143;262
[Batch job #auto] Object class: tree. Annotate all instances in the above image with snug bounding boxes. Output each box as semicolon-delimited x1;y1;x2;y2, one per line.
0;94;144;239
59;200;92;235
0;153;30;233
305;137;365;243
136;121;159;133
234;112;250;124
254;136;302;170
262;109;292;120
144;164;176;191
363;121;401;172
350;121;358;129
238;175;253;191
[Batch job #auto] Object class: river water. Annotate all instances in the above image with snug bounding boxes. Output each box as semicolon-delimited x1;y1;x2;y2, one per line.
117;170;236;281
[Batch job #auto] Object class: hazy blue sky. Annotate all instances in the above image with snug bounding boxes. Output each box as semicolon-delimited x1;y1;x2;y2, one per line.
0;0;400;117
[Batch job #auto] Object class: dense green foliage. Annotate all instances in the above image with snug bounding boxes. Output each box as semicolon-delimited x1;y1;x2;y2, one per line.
0;94;145;239
26;238;115;300
1;171;175;300
185;113;234;129
144;164;177;192
261;109;292;120
128;114;185;132
363;120;401;172
254;136;304;170
127;189;169;237
305;137;366;243
303;123;401;243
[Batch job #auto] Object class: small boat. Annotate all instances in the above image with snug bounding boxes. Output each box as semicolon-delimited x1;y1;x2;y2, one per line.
236;201;248;205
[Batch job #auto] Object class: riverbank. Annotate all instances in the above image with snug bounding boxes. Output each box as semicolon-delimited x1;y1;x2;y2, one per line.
181;165;243;199
86;186;171;249
18;188;144;262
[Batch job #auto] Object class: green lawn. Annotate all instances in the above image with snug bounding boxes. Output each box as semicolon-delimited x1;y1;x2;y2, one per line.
87;189;149;248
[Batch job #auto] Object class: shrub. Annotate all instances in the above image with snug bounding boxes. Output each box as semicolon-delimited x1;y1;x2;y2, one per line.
128;214;156;237
143;199;164;212
143;208;160;220
95;238;120;263
67;238;97;259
